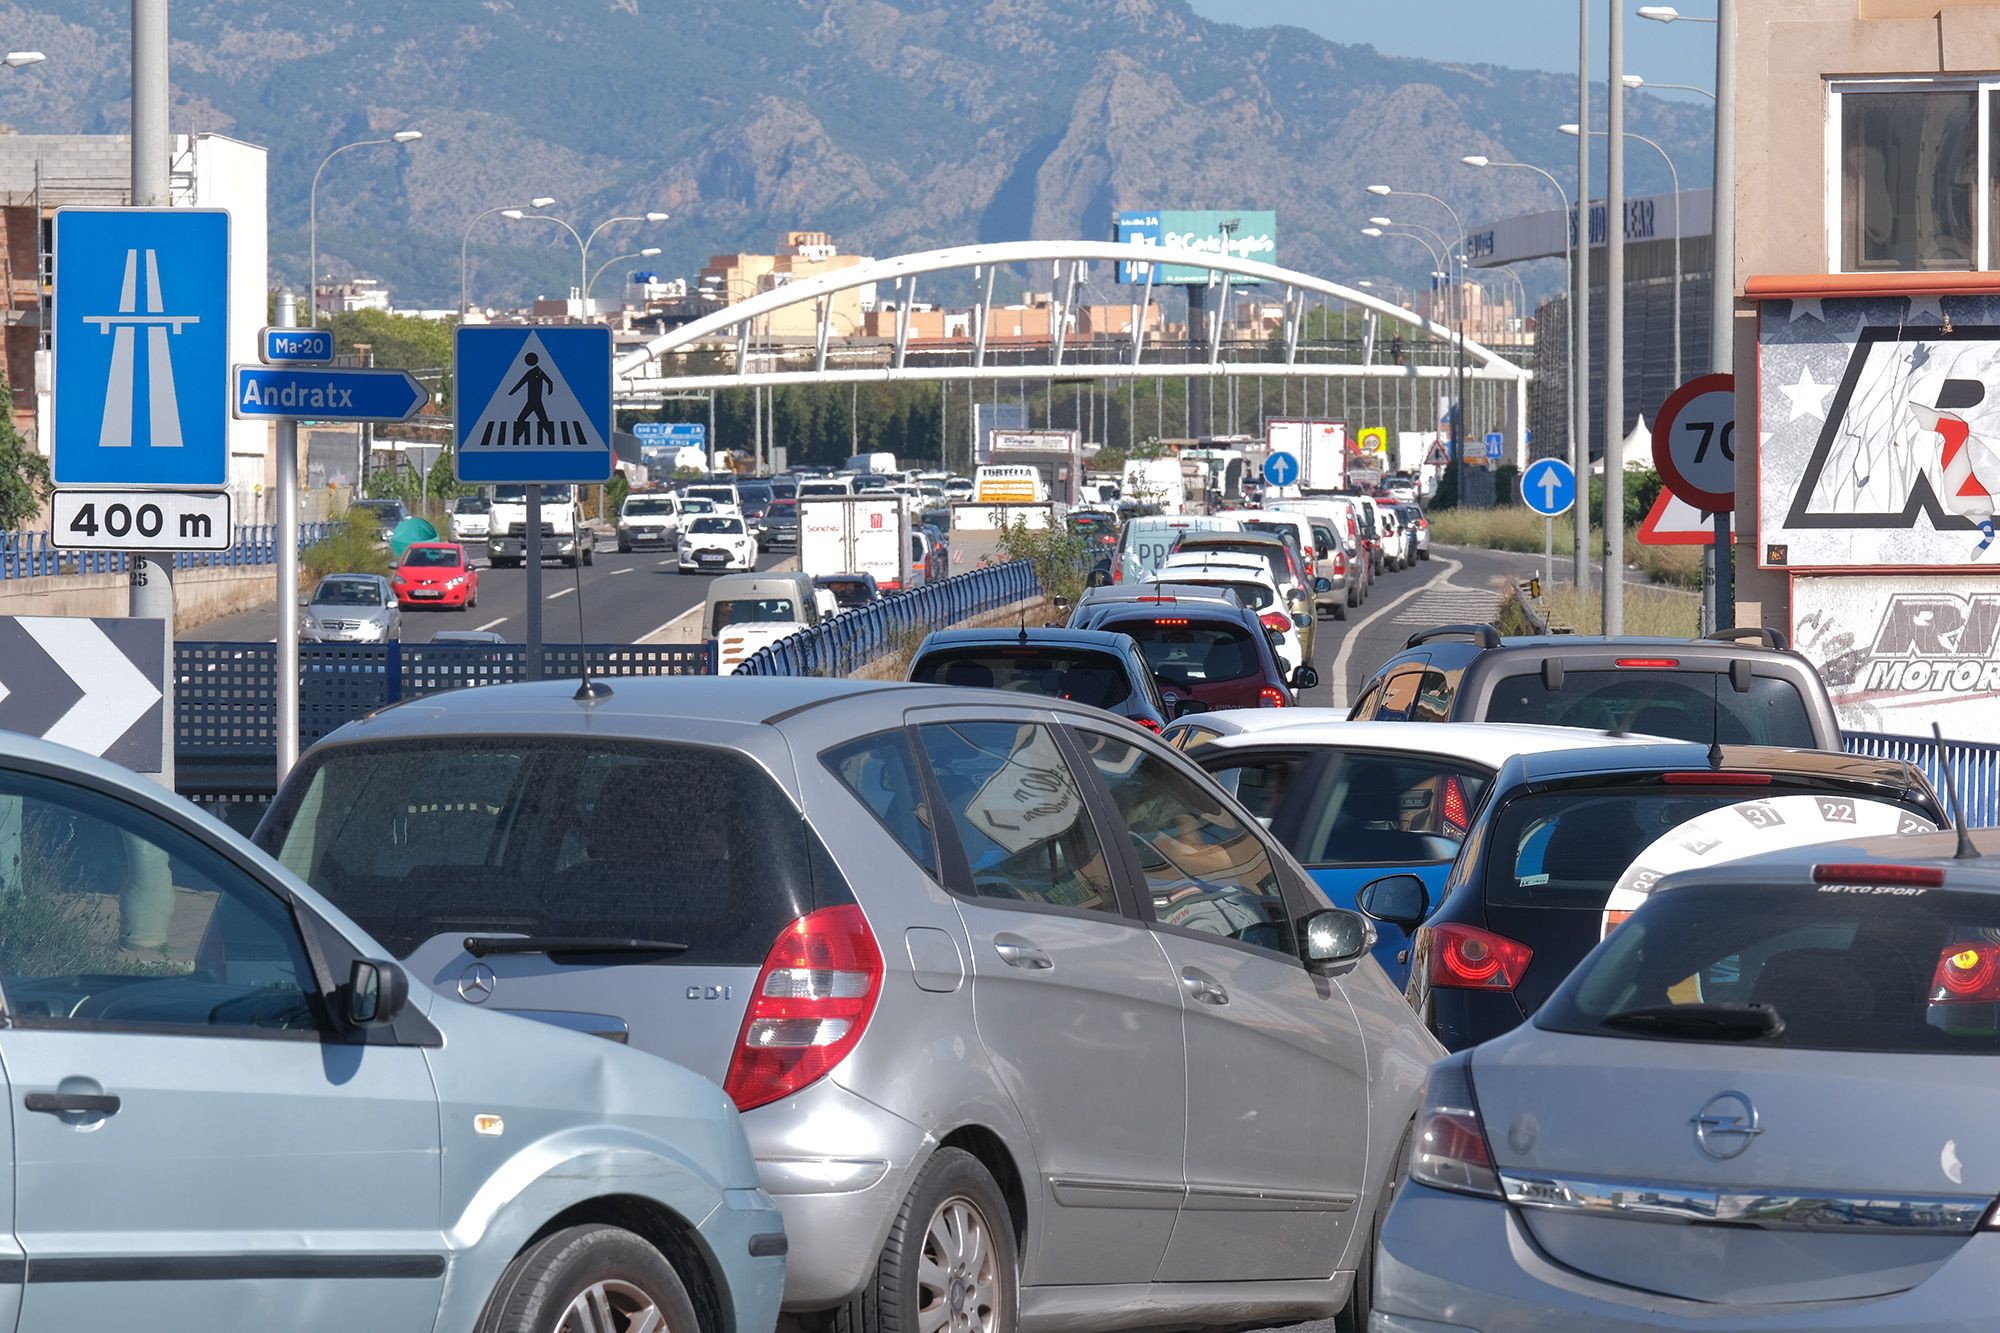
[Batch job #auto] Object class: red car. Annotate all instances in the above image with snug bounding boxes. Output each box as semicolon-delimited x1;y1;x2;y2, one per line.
391;541;479;610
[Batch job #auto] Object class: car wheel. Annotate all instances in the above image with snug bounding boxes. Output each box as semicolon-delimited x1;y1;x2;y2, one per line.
1335;1120;1416;1333
584;543;595;566
618;539;630;553
831;1147;1016;1333
1333;599;1347;621
475;1223;698;1333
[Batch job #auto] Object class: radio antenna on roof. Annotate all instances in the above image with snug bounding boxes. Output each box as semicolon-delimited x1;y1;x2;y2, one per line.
1933;723;1977;859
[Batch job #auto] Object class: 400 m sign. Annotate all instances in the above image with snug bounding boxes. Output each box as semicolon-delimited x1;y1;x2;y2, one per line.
51;490;232;552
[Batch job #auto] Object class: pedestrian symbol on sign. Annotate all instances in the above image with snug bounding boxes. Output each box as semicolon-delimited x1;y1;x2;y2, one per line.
509;353;556;444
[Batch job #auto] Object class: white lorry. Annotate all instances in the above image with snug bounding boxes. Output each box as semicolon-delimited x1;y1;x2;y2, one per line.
947;501;1057;573
800;494;916;593
487;484;591;568
1120;457;1187;515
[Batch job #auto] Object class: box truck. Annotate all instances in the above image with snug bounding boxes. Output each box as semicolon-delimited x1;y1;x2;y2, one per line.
800;494;915;592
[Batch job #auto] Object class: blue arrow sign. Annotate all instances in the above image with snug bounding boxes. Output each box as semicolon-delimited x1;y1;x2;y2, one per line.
259;326;334;365
1520;458;1577;517
231;366;428;423
53;208;231;488
1263;451;1299;487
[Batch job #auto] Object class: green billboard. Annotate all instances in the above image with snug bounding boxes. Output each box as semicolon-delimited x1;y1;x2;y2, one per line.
1115;209;1278;284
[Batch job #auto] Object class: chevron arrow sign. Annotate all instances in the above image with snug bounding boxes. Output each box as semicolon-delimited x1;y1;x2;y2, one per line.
0;617;165;770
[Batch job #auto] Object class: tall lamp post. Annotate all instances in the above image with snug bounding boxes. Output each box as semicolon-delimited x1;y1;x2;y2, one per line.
1563;121;1684;388
308;129;421;326
581;212;670;299
1369;184;1470;487
588;248;663;299
460;196;556;316
1624;72;1714;99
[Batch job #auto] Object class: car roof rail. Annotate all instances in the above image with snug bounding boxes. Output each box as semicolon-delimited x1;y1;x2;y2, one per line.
1404;623;1503;651
1702;627;1788;652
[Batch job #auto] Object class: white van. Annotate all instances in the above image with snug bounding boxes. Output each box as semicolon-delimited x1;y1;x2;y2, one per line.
1111;514;1240;584
796;476;857;499
1120;457;1186;515
845;451;898;475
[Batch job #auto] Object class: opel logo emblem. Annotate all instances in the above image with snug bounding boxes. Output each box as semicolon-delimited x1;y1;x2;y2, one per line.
1691;1090;1761;1159
457;962;498;1005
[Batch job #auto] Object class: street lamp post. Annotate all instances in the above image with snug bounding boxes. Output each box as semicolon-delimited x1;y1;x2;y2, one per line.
1369;185;1470;486
308;130;421;326
588;248;663;299
1624;72;1714;99
460;197;556;316
1563;122;1684;388
580;212;670;300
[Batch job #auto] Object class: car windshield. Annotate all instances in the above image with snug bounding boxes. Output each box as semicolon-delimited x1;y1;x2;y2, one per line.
1483;669;1819;747
769;501;797;516
714;598;799;626
690;517;742;534
1540;880;2000;1054
1108;617;1263;685
313;579;382;607
911;648;1134;710
1179;543;1289;587
687;488;735;504
400;547;460;569
352;501;403;519
1211;752;1490;864
454;498;489;513
624;499;675;516
1168;579;1275;612
680;498;715;514
492;486;573;503
258;738;815;966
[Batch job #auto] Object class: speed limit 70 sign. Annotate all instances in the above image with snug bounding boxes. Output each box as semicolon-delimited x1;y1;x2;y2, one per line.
1651;373;1736;512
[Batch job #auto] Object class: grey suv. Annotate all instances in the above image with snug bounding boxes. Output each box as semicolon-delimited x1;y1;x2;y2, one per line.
257;677;1442;1333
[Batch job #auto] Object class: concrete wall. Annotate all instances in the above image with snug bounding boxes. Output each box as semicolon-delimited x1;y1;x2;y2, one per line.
0;563;283;634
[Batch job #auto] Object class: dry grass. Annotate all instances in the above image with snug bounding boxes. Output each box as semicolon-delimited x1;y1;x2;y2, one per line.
1428;507;1703;591
1522;584;1701;637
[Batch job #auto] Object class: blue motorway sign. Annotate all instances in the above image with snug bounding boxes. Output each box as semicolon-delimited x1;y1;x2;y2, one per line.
233;366;427;422
52;208;230;487
634;421;704;447
259;325;334;365
1263;451;1299;488
1520;457;1577;518
1485;431;1505;461
455;326;612;484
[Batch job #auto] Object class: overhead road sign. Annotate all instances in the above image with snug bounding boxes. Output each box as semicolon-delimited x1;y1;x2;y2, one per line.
51;490;231;551
233;366;428;423
455;326;613;484
259;325;334;365
1263;451;1299;488
52;208;230;489
634;421;704;445
1652;372;1736;511
0;616;165;770
1520;458;1577;517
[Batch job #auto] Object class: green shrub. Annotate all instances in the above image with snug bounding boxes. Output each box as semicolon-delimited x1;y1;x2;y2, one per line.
997;517;1089;606
301;514;390;585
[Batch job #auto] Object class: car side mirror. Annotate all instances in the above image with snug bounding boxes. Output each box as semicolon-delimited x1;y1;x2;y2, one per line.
1314;576;1333;593
1085;568;1112;588
1264;627;1286;649
386;598;400;610
1301;907;1374;969
1291;665;1318;691
1358;873;1431;930
1292;612;1311;629
1052;595;1072;613
346;958;409;1028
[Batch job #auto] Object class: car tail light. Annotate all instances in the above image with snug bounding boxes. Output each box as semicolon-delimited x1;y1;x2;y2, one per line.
1614;657;1680;668
1813;862;1947;888
1333;552;1347;574
1135;595;1174;602
724;905;883;1112
1133;716;1162;733
1112;564;1123;584
1663;772;1772;786
1932;943;2000;1002
1441;775;1470;832
1425;922;1532;991
879;580;901;592
1258;685;1288;708
1259;612;1291;634
1410;1054;1502;1199
1153;617;1189;626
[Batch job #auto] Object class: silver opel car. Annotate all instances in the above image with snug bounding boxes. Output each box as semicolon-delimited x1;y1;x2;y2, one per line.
257;677;1442;1333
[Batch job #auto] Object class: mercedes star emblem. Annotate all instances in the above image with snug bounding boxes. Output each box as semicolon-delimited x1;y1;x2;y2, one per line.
457;961;498;1005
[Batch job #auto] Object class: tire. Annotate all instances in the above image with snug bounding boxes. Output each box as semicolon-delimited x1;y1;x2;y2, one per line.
618;539;631;553
1347;586;1360;609
828;1147;1016;1333
476;1223;698;1333
1336;1121;1416;1333
1333;600;1347;622
584;544;595;566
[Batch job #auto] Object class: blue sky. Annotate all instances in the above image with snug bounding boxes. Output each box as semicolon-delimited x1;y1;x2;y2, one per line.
1185;0;1720;99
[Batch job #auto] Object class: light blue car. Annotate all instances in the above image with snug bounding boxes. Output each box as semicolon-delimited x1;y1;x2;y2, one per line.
0;731;785;1333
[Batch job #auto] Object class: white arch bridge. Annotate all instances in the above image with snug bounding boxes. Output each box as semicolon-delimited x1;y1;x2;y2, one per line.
612;240;1532;465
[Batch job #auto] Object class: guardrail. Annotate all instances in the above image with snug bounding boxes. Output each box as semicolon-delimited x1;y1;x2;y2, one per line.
1844;731;2000;828
732;559;1042;678
2;523;337;579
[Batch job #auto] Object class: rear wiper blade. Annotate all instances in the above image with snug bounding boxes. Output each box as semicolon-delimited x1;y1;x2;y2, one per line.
1601;1003;1784;1041
463;935;689;958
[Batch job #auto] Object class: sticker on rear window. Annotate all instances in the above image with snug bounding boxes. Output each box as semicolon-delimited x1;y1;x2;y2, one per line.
1518;873;1551;887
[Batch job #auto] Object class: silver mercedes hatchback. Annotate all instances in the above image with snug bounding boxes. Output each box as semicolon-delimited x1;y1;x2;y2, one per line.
258;677;1442;1333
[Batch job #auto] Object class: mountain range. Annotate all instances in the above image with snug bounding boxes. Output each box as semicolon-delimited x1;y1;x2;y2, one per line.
5;0;1714;309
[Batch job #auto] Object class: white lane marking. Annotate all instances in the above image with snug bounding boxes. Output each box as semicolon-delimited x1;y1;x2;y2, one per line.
1328;555;1466;710
608;567;634;576
657;560;673;567
546;587;574;601
476;617;508;632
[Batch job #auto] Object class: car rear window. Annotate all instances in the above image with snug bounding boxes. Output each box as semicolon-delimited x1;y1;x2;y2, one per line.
911;649;1133;710
1541;880;2000;1053
1106;617;1262;685
258;738;816;964
1207;752;1489;865
1483;668;1819;747
1488;785;1880;911
1164;578;1275;612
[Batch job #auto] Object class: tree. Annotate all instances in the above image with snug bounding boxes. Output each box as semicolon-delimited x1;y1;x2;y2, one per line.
0;385;50;530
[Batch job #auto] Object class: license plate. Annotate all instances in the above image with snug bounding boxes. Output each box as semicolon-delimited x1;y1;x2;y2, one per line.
409;589;442;599
700;553;726;564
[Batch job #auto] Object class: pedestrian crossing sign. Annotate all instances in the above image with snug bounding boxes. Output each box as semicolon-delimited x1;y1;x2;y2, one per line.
454;325;612;484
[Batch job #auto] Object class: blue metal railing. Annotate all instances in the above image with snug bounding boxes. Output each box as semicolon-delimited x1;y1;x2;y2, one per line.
1;523;336;580
733;559;1042;678
1844;731;2000;828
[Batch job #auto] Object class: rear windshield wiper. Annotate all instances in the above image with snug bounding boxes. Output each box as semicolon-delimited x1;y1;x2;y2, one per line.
1600;1002;1784;1041
463;935;689;958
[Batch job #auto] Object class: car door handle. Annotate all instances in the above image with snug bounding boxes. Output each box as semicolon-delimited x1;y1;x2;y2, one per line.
25;1092;120;1116
1181;967;1229;1006
994;935;1053;971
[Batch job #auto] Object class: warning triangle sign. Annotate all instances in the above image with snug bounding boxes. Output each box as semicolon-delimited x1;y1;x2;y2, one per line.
1637;488;1724;546
463;331;605;454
